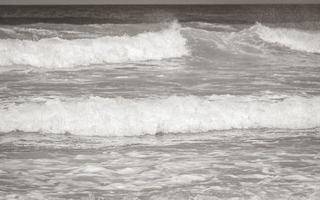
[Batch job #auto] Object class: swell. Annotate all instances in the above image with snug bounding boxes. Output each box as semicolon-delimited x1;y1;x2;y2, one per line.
0;22;188;68
1;95;319;136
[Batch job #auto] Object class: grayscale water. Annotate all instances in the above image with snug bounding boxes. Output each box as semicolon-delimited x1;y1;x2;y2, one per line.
0;5;320;200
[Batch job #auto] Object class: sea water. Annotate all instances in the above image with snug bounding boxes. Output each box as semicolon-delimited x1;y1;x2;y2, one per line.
0;5;320;200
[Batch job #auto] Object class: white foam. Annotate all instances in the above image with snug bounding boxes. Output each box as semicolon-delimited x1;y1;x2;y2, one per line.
252;23;320;53
0;22;188;68
0;95;319;136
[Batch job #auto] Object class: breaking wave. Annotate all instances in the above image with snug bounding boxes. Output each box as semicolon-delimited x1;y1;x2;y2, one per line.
0;23;188;68
252;23;320;54
1;22;319;68
1;95;319;136
185;22;320;55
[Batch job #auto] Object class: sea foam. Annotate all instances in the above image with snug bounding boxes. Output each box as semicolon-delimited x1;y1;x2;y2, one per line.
0;95;319;136
0;23;188;68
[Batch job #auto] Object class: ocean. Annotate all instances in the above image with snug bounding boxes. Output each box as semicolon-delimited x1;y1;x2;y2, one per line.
0;5;320;200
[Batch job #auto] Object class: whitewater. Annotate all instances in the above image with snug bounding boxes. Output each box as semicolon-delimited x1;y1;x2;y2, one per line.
1;21;320;135
0;23;188;68
1;95;320;136
1;5;320;200
1;22;320;68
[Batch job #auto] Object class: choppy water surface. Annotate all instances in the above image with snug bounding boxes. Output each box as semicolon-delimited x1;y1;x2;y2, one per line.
1;130;320;200
0;5;320;200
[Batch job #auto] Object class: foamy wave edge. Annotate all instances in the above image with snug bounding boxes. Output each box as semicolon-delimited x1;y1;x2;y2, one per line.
1;95;319;136
0;22;189;68
252;23;320;54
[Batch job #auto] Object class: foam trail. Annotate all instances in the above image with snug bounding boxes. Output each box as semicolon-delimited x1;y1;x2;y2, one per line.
0;95;319;136
252;23;320;53
0;22;188;68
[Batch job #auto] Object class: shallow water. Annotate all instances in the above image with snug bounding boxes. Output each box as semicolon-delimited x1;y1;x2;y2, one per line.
1;129;320;199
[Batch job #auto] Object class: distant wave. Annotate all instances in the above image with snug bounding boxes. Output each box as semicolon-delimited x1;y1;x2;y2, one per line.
185;22;320;55
1;95;319;136
1;22;319;68
0;22;188;68
252;23;320;54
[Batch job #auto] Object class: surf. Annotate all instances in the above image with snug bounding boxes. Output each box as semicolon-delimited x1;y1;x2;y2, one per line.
1;95;319;136
252;23;320;54
0;22;189;68
185;22;320;56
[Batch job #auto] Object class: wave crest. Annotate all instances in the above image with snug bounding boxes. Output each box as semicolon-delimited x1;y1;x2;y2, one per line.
0;22;189;68
251;23;320;54
1;95;319;136
185;22;320;55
